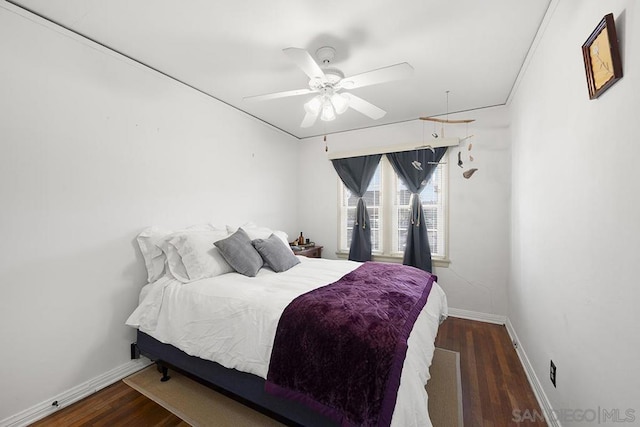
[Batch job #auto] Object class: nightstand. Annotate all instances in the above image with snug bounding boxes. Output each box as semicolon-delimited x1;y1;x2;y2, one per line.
292;245;323;258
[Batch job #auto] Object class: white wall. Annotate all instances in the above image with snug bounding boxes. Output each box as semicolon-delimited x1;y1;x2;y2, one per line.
509;0;640;422
0;5;299;421
297;106;511;317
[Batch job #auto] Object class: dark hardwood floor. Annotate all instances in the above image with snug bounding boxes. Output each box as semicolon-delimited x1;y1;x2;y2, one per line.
29;381;186;427
435;317;545;426
31;317;544;426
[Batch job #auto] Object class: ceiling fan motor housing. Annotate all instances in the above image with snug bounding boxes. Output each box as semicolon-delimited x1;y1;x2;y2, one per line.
315;46;336;64
308;47;343;89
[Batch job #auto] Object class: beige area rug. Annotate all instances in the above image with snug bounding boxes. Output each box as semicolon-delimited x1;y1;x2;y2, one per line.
426;348;464;427
123;348;462;427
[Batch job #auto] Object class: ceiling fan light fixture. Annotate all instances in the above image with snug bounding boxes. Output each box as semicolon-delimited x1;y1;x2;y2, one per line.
320;100;336;121
331;92;350;115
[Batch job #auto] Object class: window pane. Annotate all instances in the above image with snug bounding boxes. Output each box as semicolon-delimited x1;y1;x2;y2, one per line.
428;230;438;254
369;206;380;229
362;167;381;206
424;207;437;230
347;207;356;225
420;169;440;204
397;226;408;252
369;206;380;251
371;228;380;251
396;208;409;252
396;184;412;205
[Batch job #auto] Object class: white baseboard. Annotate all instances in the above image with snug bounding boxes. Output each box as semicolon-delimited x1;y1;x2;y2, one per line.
0;358;152;427
505;318;560;427
447;307;506;325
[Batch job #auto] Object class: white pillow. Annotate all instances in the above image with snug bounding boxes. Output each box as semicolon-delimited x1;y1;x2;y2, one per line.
168;230;233;282
162;238;190;282
136;224;225;282
136;227;171;283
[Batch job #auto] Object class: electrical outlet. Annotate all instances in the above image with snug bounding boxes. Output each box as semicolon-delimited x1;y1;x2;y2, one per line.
550;360;557;388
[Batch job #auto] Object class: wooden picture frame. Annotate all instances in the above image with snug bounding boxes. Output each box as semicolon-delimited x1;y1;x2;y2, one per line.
581;13;623;99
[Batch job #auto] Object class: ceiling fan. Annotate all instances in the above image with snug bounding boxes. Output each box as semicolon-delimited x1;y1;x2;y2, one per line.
243;46;414;128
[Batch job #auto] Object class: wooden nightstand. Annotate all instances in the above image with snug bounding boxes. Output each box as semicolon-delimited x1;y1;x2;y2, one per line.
292;245;323;258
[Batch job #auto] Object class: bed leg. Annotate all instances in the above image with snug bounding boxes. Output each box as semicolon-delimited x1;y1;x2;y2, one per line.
156;363;171;382
160;366;171;382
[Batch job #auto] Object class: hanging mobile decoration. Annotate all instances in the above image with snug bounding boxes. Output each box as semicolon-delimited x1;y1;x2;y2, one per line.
426;145;446;165
457;117;466;169
419;91;478;180
413;123;426;170
416;120;446;170
324;135;328;152
462;122;474;162
463;168;478;179
462;122;479;179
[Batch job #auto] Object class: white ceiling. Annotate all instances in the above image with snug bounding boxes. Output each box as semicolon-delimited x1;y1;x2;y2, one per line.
10;0;551;139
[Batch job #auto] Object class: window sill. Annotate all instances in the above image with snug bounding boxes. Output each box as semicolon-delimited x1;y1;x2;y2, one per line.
335;251;450;268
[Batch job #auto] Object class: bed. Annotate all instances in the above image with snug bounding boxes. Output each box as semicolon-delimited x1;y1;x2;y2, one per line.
126;224;448;426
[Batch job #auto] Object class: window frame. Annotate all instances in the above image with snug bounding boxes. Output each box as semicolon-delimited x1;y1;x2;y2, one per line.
337;156;450;267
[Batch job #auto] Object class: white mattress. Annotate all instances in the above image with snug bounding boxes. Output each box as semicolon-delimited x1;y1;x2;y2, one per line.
126;257;448;426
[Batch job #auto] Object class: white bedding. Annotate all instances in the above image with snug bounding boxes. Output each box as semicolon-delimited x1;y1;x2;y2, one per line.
126;257;448;426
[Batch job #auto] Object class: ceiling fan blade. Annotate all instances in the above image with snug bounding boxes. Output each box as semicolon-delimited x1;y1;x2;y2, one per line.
340;63;414;89
243;88;314;102
283;47;327;82
346;94;386;120
300;110;319;128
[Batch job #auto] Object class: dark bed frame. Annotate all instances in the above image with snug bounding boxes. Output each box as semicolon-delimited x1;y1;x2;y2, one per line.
135;330;339;427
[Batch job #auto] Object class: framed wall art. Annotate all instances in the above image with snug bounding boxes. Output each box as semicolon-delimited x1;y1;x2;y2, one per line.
581;13;623;99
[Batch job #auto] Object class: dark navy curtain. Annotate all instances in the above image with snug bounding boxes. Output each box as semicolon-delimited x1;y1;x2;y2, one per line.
331;154;382;262
386;148;447;272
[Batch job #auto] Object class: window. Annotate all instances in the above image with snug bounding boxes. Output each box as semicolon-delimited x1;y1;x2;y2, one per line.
338;156;447;260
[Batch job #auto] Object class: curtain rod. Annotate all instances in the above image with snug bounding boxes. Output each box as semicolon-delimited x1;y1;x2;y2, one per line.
326;137;459;160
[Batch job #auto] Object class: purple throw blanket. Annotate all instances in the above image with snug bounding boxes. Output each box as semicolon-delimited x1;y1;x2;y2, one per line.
265;262;436;426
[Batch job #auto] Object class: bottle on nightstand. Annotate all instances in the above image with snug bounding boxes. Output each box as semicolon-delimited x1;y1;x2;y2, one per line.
298;232;305;245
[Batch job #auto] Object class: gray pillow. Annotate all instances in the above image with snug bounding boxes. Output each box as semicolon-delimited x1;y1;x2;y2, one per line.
214;228;263;277
252;234;300;272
